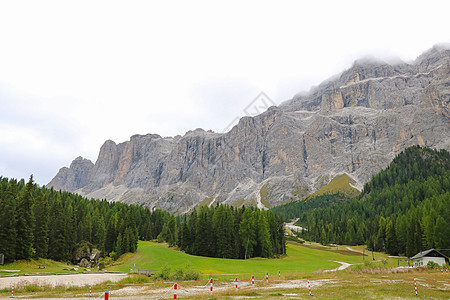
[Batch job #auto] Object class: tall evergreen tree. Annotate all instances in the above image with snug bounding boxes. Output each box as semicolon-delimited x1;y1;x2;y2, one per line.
15;176;35;260
0;181;18;262
33;191;49;258
239;207;257;259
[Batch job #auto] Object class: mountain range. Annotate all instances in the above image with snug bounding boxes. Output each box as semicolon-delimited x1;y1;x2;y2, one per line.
48;45;450;213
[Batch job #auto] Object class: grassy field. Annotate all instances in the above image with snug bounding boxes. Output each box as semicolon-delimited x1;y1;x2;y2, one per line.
107;240;403;278
0;258;86;276
1;241;447;299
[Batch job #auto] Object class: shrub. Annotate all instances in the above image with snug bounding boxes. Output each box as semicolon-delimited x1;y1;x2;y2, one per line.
119;275;151;284
426;261;439;269
183;266;200;281
24;285;41;292
154;264;199;281
98;261;106;270
156;265;171;280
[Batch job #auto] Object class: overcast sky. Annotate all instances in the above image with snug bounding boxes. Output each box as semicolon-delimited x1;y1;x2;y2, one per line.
0;0;449;185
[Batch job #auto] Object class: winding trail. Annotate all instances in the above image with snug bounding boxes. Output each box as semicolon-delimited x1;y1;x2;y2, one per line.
325;261;352;272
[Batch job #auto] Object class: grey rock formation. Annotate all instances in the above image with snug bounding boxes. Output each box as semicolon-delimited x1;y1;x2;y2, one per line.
72;242;101;268
48;45;450;213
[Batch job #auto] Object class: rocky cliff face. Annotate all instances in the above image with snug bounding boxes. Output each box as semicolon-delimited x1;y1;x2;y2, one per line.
48;45;450;213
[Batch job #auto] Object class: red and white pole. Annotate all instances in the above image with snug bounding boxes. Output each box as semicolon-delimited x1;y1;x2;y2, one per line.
89;284;92;297
235;277;238;291
278;270;280;280
252;275;255;287
105;289;109;300
266;272;269;283
446;267;448;274
210;277;213;296
414;277;418;296
11;284;14;298
307;278;313;296
174;282;177;300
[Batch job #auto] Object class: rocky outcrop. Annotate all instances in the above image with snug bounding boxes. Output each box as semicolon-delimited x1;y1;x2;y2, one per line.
72;242;101;268
48;45;450;213
49;157;94;191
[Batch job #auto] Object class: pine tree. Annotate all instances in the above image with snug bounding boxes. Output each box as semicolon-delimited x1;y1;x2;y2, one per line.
33;191;49;258
115;232;124;257
15;176;35;260
385;218;398;255
257;212;273;258
239;207;256;259
0;181;18;262
48;194;67;261
194;207;211;256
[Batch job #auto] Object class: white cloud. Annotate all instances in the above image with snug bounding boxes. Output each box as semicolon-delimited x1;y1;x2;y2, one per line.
0;0;449;184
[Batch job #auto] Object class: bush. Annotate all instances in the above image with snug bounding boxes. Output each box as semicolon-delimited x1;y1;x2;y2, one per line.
119;275;151;284
156;265;171;280
183;266;200;281
426;261;439;269
24;285;41;292
154;264;199;281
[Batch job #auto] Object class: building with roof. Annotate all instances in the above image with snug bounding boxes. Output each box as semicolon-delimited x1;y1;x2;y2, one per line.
410;249;448;267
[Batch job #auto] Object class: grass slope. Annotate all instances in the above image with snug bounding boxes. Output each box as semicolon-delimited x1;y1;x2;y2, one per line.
309;174;359;198
108;241;398;278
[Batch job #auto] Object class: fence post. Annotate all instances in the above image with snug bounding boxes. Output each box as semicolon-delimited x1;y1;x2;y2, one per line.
307;278;313;296
10;284;14;298
174;282;177;299
235;277;238;291
414;278;418;296
210;277;213;296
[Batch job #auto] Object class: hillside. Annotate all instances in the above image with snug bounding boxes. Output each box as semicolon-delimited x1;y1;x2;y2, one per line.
48;45;450;212
272;146;450;257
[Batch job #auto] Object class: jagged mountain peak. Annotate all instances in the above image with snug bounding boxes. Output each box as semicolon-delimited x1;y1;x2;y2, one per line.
48;45;450;213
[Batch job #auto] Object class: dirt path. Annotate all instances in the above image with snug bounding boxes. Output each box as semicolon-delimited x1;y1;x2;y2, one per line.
111;278;335;299
324;260;352;272
346;246;363;254
0;273;128;289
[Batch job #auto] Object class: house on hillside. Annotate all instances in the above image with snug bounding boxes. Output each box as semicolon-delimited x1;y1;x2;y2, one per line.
410;249;448;267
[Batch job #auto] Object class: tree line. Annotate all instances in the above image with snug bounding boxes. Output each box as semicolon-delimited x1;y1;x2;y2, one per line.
174;205;286;259
271;146;450;257
0;176;172;263
0;176;286;263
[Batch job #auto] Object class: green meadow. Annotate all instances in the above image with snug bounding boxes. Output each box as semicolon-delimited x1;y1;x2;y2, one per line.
108;240;397;278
